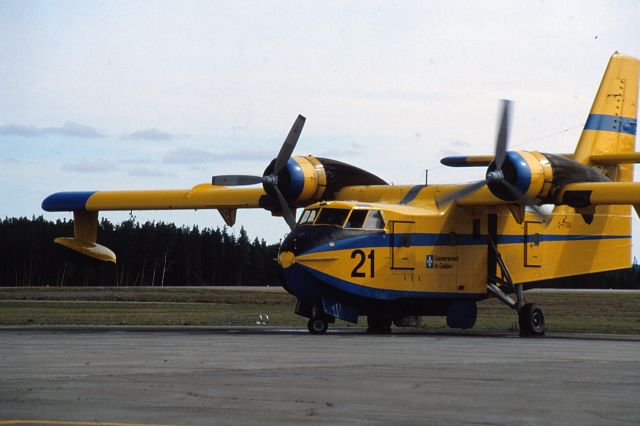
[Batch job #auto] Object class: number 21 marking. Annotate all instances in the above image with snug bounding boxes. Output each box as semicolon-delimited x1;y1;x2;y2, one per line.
351;249;375;278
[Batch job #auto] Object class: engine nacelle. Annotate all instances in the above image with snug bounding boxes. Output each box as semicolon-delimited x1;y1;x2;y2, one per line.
486;151;610;202
261;155;387;210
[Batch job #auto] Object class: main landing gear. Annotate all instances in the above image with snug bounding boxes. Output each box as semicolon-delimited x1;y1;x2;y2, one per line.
366;314;392;334
487;238;545;336
307;316;329;334
518;303;545;336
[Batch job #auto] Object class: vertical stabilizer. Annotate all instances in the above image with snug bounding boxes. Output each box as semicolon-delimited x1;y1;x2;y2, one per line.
574;53;639;183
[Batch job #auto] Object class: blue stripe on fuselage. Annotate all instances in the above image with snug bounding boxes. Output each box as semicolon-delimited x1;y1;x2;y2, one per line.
584;114;637;136
301;231;630;255
399;185;426;204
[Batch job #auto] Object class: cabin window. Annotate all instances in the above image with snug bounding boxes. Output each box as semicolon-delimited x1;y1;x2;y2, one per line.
345;210;368;229
315;208;350;227
362;210;385;229
298;208;318;225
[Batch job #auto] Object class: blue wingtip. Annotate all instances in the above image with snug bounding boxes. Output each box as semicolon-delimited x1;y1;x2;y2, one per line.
42;191;96;212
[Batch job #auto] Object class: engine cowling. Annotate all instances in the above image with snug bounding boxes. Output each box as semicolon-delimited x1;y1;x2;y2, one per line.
260;155;387;210
486;151;610;202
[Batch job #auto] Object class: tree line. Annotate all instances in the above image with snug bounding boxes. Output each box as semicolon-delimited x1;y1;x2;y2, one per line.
1;216;639;288
0;216;283;287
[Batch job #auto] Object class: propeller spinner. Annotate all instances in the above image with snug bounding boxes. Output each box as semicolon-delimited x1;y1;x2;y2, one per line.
212;114;306;230
436;100;548;222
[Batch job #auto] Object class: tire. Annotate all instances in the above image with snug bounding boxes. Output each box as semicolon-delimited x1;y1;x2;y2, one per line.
367;314;392;334
519;303;545;336
307;317;328;335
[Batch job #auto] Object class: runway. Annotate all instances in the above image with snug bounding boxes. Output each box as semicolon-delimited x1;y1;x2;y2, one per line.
1;327;639;425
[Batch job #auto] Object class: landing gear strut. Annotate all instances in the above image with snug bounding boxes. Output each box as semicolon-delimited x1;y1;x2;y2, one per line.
487;237;545;337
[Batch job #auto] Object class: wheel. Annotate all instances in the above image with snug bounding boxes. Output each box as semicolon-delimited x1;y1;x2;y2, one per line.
307;317;328;334
367;314;392;334
518;303;545;336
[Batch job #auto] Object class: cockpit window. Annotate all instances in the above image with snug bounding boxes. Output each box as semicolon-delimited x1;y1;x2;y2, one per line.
298;208;318;225
345;210;368;229
315;208;349;227
363;210;385;229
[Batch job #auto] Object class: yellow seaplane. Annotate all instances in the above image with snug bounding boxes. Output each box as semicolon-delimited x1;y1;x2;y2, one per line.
43;52;639;336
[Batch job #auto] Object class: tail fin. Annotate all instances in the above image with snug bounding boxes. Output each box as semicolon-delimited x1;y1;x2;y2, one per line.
574;52;639;182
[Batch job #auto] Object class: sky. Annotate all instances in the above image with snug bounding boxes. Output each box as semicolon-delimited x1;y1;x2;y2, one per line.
1;0;639;255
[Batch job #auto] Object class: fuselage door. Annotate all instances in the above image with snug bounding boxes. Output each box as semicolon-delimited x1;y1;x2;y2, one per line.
391;220;415;270
525;221;543;267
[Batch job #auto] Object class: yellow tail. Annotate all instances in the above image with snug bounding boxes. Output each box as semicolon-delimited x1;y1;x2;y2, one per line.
574;52;639;183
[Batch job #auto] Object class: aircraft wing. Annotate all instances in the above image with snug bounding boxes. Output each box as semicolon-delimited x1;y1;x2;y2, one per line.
452;182;640;208
557;182;640;209
41;184;268;264
42;184;266;212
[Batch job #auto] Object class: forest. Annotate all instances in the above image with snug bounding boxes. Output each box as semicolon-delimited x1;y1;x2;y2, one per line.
0;216;282;287
1;216;639;288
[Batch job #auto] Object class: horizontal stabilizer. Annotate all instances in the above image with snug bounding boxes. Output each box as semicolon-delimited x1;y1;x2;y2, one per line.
442;152;640;168
440;154;578;167
440;155;493;167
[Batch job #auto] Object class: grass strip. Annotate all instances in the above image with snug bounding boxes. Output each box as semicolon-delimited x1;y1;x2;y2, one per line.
0;288;638;334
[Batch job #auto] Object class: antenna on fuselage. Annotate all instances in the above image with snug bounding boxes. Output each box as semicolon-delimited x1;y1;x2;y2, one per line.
425;169;429;186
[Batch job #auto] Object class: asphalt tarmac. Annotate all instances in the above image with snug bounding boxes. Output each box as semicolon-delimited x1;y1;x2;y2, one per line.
1;327;639;425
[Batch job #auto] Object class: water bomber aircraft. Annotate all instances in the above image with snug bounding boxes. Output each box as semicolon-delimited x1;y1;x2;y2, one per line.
43;52;639;335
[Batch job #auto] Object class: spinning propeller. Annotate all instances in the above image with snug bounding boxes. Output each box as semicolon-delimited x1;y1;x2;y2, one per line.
436;100;548;222
212;115;306;230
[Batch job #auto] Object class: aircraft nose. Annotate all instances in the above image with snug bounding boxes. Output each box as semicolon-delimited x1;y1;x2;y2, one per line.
278;250;295;268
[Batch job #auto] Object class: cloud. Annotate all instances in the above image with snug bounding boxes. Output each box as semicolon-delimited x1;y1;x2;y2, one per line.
438;149;464;158
0;122;104;138
316;143;365;158
437;140;473;158
162;148;272;164
128;167;178;178
120;157;153;164
123;128;175;141
62;160;117;173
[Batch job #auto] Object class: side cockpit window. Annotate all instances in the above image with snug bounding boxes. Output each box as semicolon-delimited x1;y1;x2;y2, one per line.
298;208;318;225
345;209;385;230
363;210;385;229
315;208;349;227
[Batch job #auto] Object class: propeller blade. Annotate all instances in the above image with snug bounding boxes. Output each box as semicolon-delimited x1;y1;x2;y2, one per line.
436;180;487;208
212;175;263;186
502;181;549;223
274;114;306;174
494;99;512;170
272;185;297;230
